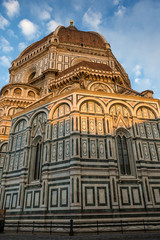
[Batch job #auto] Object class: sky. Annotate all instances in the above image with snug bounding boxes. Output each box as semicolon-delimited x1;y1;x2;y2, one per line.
0;0;160;98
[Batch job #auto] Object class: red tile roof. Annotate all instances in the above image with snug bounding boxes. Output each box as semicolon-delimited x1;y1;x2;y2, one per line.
57;26;106;49
57;61;113;78
20;26;106;57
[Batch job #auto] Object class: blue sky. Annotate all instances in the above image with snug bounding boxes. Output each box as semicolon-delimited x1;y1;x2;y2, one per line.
0;0;160;98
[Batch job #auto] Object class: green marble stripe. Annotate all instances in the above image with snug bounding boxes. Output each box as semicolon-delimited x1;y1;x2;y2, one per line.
48;182;70;187
148;181;160;184
137;166;160;169
148;176;160;179
5;188;19;192
42;164;115;172
81;181;109;184
137;160;160;164
3;183;20;187
81;176;109;179
5;211;160;221
2;173;28;179
48;176;70;182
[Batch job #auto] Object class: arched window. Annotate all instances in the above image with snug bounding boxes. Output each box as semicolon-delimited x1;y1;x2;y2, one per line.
110;104;131;117
116;129;136;177
9;119;27;172
30;137;43;182
117;135;130;175
137;107;156;119
80;101;103;114
34;140;42;180
53;103;70;119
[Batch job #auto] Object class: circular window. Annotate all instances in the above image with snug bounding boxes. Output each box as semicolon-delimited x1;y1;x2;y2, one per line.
28;72;36;82
28;91;35;98
3;90;8;96
14;88;22;96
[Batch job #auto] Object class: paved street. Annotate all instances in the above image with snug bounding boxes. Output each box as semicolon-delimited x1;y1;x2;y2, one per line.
0;232;160;240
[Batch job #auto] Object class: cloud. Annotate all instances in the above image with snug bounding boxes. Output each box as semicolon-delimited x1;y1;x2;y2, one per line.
134;77;151;91
134;78;140;84
72;0;84;11
7;29;17;38
47;20;62;33
0;14;9;30
0;56;11;67
30;3;52;21
74;4;82;11
40;10;51;21
115;5;126;16
18;19;39;40
0;37;13;52
133;65;142;77
83;8;102;30
113;0;120;5
100;0;160;98
18;42;27;52
3;0;20;18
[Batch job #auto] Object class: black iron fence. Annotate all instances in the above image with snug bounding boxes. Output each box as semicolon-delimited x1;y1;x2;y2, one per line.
4;219;160;235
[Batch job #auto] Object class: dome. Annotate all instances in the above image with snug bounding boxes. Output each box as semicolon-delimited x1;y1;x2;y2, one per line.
15;22;131;89
19;24;108;58
56;25;107;49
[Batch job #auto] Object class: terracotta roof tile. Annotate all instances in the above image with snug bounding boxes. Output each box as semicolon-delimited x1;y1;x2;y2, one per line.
57;27;106;49
57;61;113;78
20;26;106;58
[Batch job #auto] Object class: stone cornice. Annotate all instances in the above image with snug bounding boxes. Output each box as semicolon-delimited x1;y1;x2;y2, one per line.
49;65;123;90
1;83;40;94
0;97;34;107
11;89;160;119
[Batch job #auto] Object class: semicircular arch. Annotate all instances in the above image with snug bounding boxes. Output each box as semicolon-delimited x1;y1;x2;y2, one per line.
106;100;133;116
71;57;91;66
13;87;22;96
77;97;106;113
21;66;36;83
12;116;28;133
0;142;8;152
58;86;72;95
49;100;72;120
88;81;114;93
29;108;48;126
134;103;158;119
7;107;18;116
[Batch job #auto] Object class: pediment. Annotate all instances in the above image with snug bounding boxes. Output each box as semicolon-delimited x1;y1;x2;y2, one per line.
113;112;129;129
32;120;43;138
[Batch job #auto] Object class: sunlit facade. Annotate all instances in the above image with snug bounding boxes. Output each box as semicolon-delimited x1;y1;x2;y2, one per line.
0;22;160;229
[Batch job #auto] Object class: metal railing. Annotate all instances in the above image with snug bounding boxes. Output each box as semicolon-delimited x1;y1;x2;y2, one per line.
4;219;160;235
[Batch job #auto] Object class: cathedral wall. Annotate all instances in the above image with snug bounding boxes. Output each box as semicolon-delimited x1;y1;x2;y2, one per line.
12;49;115;87
13;54;50;84
1;91;160;223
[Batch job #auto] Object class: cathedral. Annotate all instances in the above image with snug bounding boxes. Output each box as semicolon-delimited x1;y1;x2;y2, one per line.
0;21;160;231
